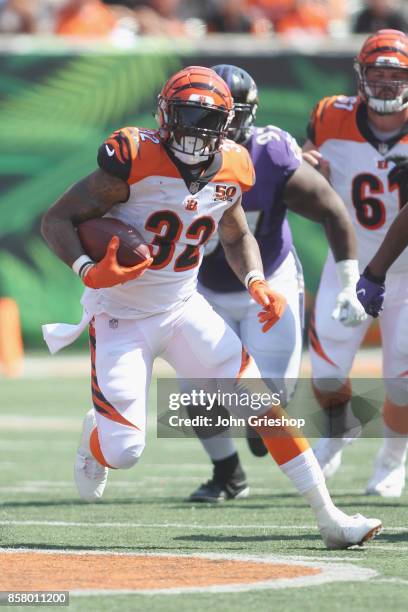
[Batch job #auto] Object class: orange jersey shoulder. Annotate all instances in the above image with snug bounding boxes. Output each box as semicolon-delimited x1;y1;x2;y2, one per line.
307;96;365;147
97;127;179;184
215;140;255;192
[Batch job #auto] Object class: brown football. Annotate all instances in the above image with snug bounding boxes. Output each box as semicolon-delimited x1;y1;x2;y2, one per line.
77;218;151;267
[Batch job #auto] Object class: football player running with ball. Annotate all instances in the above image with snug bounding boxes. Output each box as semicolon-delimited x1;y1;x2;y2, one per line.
41;66;381;549
304;30;408;497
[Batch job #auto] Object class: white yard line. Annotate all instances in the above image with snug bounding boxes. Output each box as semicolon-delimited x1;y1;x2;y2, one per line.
0;477;395;498
16;479;201;486
15;349;382;379
0;441;74;449
0;548;349;559
0;519;406;532
0;486;173;494
0;548;364;562
376;577;408;585
12;355;175;379
0;416;80;431
0;520;322;529
370;545;408;552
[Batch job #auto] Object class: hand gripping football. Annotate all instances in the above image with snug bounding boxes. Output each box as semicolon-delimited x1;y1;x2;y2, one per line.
77;218;151;267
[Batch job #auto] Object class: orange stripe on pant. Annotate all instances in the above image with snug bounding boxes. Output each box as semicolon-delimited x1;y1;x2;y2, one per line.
252;406;310;465
92;393;140;430
312;379;352;410
308;312;336;367
238;347;251;377
383;398;408;435
90;427;114;468
237;346;309;465
89;322;140;430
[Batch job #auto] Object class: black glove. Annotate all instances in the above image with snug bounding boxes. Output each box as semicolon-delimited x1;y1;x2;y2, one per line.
387;156;408;206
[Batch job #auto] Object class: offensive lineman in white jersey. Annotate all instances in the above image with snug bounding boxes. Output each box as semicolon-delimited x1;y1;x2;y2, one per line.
41;66;381;549
304;29;408;497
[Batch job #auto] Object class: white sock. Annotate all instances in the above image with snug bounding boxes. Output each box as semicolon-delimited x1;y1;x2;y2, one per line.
199;433;237;461
314;433;357;462
379;425;408;465
280;449;341;522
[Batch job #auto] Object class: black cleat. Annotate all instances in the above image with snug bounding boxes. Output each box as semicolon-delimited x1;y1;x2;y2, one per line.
245;423;268;457
188;478;249;503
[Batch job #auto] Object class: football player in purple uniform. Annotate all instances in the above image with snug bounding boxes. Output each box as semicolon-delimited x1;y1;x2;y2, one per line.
189;64;367;503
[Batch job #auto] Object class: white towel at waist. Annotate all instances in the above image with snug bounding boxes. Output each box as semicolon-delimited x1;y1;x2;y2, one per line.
41;289;103;354
42;307;93;354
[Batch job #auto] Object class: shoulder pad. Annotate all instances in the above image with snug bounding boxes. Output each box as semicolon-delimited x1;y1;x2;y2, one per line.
97;127;141;182
220;142;255;193
307;96;360;146
250;126;301;177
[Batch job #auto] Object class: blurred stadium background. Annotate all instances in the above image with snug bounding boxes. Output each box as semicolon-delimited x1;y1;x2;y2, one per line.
4;1;408;363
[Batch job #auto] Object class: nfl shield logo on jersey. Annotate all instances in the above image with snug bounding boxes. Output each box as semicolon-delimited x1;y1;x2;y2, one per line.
189;181;200;194
378;143;389;156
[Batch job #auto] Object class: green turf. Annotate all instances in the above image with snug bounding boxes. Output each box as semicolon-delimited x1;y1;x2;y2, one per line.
0;372;407;611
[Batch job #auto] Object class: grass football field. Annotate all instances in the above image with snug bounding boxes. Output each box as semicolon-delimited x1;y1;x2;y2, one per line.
0;353;407;611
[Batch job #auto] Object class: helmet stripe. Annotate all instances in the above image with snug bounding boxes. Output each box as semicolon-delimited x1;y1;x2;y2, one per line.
168;81;229;97
364;45;408;60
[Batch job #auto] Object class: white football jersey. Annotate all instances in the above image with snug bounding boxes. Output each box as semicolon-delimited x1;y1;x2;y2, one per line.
309;95;408;273
83;127;255;318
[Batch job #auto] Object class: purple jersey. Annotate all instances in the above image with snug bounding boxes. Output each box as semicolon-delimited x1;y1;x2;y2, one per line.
199;125;302;292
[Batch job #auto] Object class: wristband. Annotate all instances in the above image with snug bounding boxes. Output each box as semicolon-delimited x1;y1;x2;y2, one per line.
72;255;94;278
244;269;265;290
79;262;95;280
363;265;386;284
335;259;360;290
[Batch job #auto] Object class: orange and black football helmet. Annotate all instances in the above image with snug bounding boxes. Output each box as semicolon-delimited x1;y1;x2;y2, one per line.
354;29;408;115
156;66;234;160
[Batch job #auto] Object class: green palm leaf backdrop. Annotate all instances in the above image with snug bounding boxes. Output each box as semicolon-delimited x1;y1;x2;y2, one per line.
0;50;354;346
